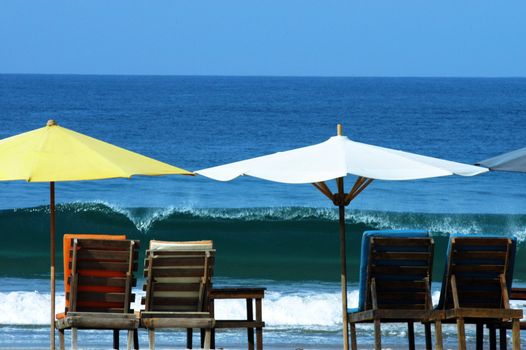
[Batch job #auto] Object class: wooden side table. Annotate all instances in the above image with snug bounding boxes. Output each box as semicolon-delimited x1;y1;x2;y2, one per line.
209;287;266;350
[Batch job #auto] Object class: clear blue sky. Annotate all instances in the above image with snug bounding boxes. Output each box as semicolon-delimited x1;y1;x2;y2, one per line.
1;1;525;77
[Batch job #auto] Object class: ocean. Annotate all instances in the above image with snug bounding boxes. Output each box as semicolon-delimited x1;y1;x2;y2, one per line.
0;74;525;348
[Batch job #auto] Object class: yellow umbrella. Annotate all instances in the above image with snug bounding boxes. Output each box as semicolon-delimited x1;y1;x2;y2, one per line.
0;120;192;349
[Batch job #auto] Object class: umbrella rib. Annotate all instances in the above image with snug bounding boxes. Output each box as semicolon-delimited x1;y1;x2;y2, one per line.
348;176;366;196
345;177;374;204
312;182;334;201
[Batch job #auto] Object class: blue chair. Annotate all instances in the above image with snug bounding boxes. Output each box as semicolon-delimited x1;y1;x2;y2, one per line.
431;234;522;350
348;230;434;350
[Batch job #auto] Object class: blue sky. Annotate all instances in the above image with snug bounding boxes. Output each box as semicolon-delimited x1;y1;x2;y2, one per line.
1;1;525;77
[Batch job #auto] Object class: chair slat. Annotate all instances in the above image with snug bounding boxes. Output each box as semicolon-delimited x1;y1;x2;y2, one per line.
147;267;207;278
376;303;427;310
77;292;127;303
452;265;506;274
373;252;431;260
452;251;507;260
149;283;203;292
376;291;427;301
73;239;139;249
452;238;510;246
374;280;427;290
371;266;430;275
76;276;132;288
74;261;137;272
75;249;138;260
153;297;199;306
510;288;526;300
150;257;215;267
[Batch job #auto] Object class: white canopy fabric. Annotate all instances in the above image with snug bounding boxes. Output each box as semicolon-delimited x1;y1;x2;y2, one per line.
478;147;526;172
197;135;488;182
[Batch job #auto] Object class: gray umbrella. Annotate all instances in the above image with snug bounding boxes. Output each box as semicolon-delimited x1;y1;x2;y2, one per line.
477;147;526;172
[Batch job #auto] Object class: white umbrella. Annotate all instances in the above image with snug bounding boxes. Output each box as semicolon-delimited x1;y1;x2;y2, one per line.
196;124;488;350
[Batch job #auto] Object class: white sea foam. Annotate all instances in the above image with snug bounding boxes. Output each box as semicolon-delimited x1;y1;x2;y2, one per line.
0;286;355;328
0;286;442;329
1;283;525;342
0;291;64;325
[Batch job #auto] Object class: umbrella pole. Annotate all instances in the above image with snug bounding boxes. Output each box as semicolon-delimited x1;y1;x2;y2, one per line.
339;204;349;350
50;181;56;350
337;178;350;350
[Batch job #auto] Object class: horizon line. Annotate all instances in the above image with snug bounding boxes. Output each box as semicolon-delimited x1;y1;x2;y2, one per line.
1;72;526;79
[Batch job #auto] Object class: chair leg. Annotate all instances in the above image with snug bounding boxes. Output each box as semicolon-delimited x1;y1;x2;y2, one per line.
186;328;193;349
456;318;467;350
435;321;443;350
350;323;357;350
148;329;155;350
201;328;206;349
203;329;211;350
71;327;78;350
211;328;215;349
374;319;381;350
127;330;133;350
113;329;120;350
489;326;497;350
59;329;65;350
133;329;139;350
407;321;415;350
424;323;432;350
476;323;483;350
512;319;520;350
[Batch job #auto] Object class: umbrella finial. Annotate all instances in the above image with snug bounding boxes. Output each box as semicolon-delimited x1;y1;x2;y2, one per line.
337;124;342;136
47;119;57;127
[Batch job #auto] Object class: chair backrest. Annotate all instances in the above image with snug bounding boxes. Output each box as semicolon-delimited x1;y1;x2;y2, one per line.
357;230;430;311
437;235;516;310
142;240;215;312
63;234;126;308
364;235;434;311
67;238;139;314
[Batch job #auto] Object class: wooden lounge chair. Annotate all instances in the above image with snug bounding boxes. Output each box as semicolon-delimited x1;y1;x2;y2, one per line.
431;235;522;350
55;238;140;350
348;230;434;350
140;240;215;350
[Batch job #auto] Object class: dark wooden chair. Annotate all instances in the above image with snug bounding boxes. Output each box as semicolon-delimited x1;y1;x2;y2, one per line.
140;241;215;350
55;238;140;350
348;230;435;350
431;236;522;350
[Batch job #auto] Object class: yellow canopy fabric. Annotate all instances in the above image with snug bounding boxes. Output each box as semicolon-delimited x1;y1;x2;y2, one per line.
0;120;192;182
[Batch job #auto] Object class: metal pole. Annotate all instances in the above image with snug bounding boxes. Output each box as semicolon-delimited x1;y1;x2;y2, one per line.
50;181;56;350
337;178;349;350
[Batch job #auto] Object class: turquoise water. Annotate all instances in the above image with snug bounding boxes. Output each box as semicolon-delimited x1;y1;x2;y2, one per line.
1;75;526;348
1;204;526;281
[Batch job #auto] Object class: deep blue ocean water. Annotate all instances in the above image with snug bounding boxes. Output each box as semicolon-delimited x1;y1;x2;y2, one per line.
0;74;525;348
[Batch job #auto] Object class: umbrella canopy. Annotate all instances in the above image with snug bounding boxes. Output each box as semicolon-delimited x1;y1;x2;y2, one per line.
0;120;192;349
196;125;487;350
0;120;190;181
477;146;526;172
197;134;485;182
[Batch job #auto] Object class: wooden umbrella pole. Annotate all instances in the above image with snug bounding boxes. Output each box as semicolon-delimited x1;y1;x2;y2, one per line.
50;181;56;350
337;177;350;350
